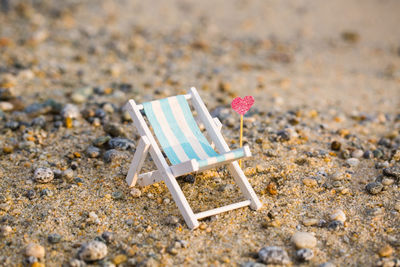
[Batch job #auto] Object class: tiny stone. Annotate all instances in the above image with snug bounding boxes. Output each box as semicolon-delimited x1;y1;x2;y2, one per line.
296;248;314;262
331;172;345;181
327;220;344;230
331;141;341;151
69;258;87;267
302;178;317;187
33;167;54;183
103;149;127;163
88;211;101;225
351;149;364;158
330;209;346;223
241;262;266;267
61;104;80;119
363;150;374;159
383;166;400;180
276;130;291;142
112;254;127;265
24;256;38;265
376;162;390;170
77;241;107;262
112;191;124;200
40;188;53;197
101;232;113;244
346;158;360;167
93;136;111;147
302;218;319;226
62;169;74;181
25;243;45;259
86;146;101;158
378;245;394;257
0;225;12;237
48;233;62;244
0;101;13;111
183;174;196;183
108;138;134;150
103;123;125;137
292;232;317;249
258;246;290;265
319;263;336;267
166;215;179;225
366;182;383;195
26;189;36;200
130;188;141;198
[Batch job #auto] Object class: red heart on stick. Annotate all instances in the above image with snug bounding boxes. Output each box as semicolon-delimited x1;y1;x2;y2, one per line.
231;96;254;115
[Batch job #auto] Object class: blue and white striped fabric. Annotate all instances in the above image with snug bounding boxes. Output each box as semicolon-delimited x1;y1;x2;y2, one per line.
142;95;245;168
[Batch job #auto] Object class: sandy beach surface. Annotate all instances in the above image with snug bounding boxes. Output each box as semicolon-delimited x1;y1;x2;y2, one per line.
0;0;399;266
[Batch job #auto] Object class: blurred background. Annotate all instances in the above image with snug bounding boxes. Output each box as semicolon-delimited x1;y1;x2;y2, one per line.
0;0;399;113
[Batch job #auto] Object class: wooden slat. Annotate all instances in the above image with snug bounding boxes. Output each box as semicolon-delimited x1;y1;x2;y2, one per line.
195;200;251;219
126;136;151;187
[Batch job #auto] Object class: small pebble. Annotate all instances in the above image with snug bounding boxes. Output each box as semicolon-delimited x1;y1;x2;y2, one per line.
112;191;124;200
103;123;125;137
378;245;394;257
258;246;290;265
319;263;336;267
86;146;101;158
130;188;141;198
383;166;400;180
0;101;13;111
327;220;343;230
77;241;107;262
366;182;383;195
241;262;266;267
88;211;101;225
381;177;395;186
363;150;374;159
302;218;319;226
112;254;128;265
0;225;12;237
183;174;196;183
61;104;80;119
166;215;179;226
302;178;317;187
48;233;62;244
351;149;364;158
101;232;113;244
296;248;314;262
93;136;111;147
331;141;341;151
62;168;74;181
69;258;87;267
40;188;53;197
330;209;346;223
25;243;45;259
346;158;360;167
292;232;317;249
103;149;127;163
33;167;54;183
108;138;134;150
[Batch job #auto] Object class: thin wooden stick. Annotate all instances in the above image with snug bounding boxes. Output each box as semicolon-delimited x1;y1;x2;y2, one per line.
239;114;243;167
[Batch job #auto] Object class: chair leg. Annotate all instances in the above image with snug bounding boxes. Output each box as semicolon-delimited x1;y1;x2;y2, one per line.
126;136;150;187
163;172;199;229
227;161;262;210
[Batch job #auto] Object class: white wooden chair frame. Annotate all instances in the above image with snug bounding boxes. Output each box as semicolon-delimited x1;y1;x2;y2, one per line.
125;87;262;229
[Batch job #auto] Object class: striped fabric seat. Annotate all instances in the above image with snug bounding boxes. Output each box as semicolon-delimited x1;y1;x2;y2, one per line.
142;95;245;168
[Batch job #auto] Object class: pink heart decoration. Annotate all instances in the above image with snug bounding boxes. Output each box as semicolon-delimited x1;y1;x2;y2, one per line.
231;96;254;115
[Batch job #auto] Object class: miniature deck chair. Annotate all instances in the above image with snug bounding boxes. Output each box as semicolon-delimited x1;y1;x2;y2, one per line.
125;87;262;229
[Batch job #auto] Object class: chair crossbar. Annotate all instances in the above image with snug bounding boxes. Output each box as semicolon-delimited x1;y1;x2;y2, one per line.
195;200;251;220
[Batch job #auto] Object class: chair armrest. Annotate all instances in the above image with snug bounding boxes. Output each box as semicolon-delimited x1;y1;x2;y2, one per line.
213;117;222;132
